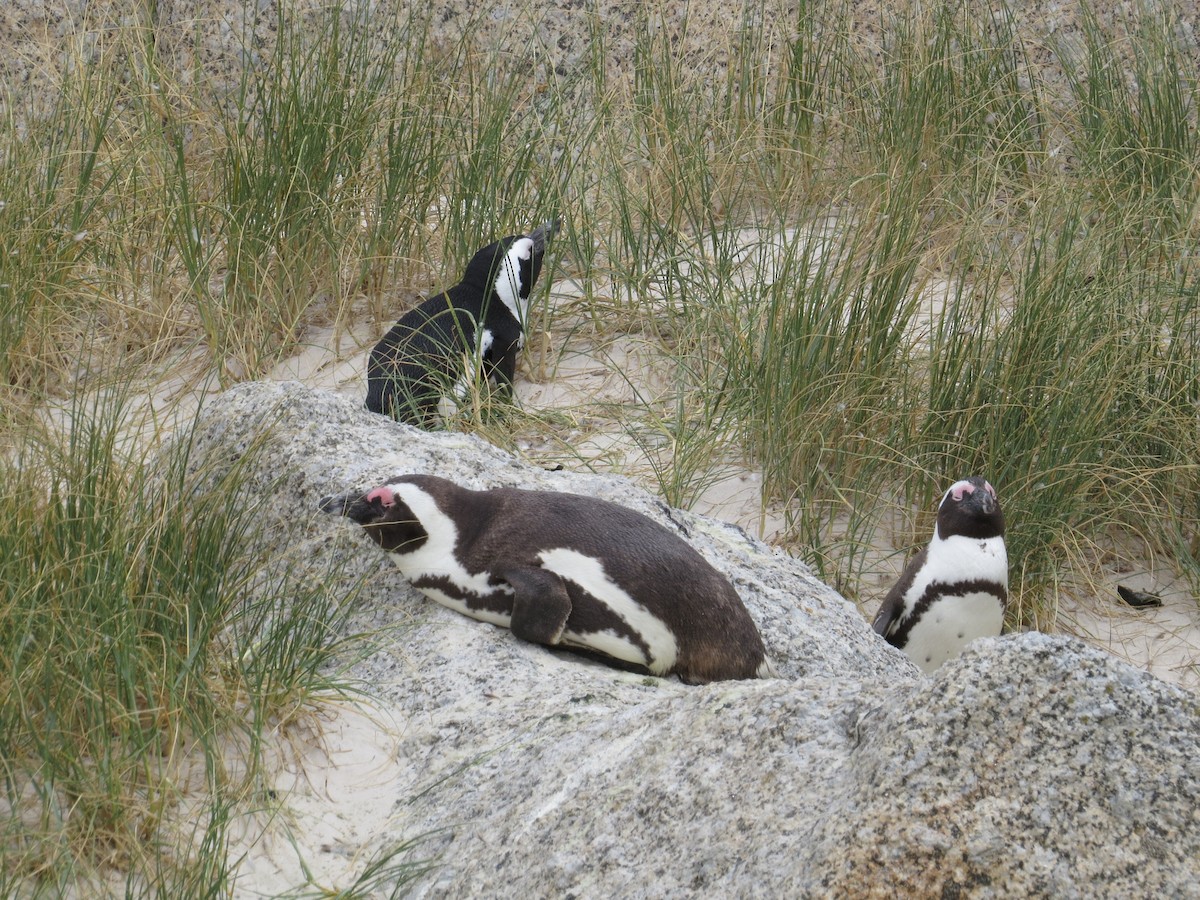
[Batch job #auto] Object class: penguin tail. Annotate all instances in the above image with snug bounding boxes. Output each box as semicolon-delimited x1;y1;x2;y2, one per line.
756;657;780;679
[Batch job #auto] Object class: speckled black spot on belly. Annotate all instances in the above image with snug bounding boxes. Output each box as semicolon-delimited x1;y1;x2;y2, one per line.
891;578;1006;649
413;574;514;617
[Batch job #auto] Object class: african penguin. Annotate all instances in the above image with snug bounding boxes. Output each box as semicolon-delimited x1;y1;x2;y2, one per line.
320;474;774;685
365;218;559;426
871;476;1007;673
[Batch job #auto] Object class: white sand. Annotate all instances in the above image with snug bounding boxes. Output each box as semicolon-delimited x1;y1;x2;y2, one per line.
227;702;408;896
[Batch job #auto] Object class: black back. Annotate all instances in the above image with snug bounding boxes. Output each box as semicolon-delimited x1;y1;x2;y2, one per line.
365;221;556;425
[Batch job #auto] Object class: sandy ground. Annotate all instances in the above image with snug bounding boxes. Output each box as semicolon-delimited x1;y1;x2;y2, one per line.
90;272;1197;896
225;701;411;896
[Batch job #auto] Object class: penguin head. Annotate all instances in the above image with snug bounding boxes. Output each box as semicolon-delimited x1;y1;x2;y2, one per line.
462;218;559;324
935;476;1004;541
320;484;429;554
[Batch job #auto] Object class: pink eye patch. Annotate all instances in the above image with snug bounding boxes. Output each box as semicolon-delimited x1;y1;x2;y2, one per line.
950;481;977;501
366;486;396;507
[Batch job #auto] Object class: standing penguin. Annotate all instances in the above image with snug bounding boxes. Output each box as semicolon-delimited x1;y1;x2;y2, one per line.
872;476;1008;673
365;219;559;425
320;474;774;684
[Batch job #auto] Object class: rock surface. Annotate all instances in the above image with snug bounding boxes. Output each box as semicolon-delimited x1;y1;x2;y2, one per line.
180;381;1200;897
5;0;1198;120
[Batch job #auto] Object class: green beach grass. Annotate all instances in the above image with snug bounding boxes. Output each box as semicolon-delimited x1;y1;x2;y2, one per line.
1;0;1197;891
0;384;383;893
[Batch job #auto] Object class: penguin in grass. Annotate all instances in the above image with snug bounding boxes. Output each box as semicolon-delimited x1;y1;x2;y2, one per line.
320;474;774;685
365;219;559;426
872;476;1008;673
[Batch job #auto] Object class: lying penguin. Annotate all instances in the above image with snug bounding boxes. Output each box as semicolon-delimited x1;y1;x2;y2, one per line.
320;474;774;684
365;219;559;425
871;476;1008;673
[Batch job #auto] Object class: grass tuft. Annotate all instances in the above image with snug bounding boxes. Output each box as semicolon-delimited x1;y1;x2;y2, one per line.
0;384;369;892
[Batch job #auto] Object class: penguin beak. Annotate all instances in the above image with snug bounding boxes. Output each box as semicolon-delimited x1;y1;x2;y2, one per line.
529;218;560;256
319;493;353;516
319;491;386;525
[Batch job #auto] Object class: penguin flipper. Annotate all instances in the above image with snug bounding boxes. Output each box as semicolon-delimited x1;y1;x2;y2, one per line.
871;547;927;639
503;566;572;646
871;593;903;638
482;330;521;390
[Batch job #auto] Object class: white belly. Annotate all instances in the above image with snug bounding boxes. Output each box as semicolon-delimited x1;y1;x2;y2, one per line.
903;591;1004;673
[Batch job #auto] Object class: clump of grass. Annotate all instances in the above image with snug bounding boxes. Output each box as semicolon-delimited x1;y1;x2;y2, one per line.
697;186;926;591
910;202;1198;622
0;384;370;892
1059;4;1199;240
207;5;413;380
0;40;126;404
855;0;1044;201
